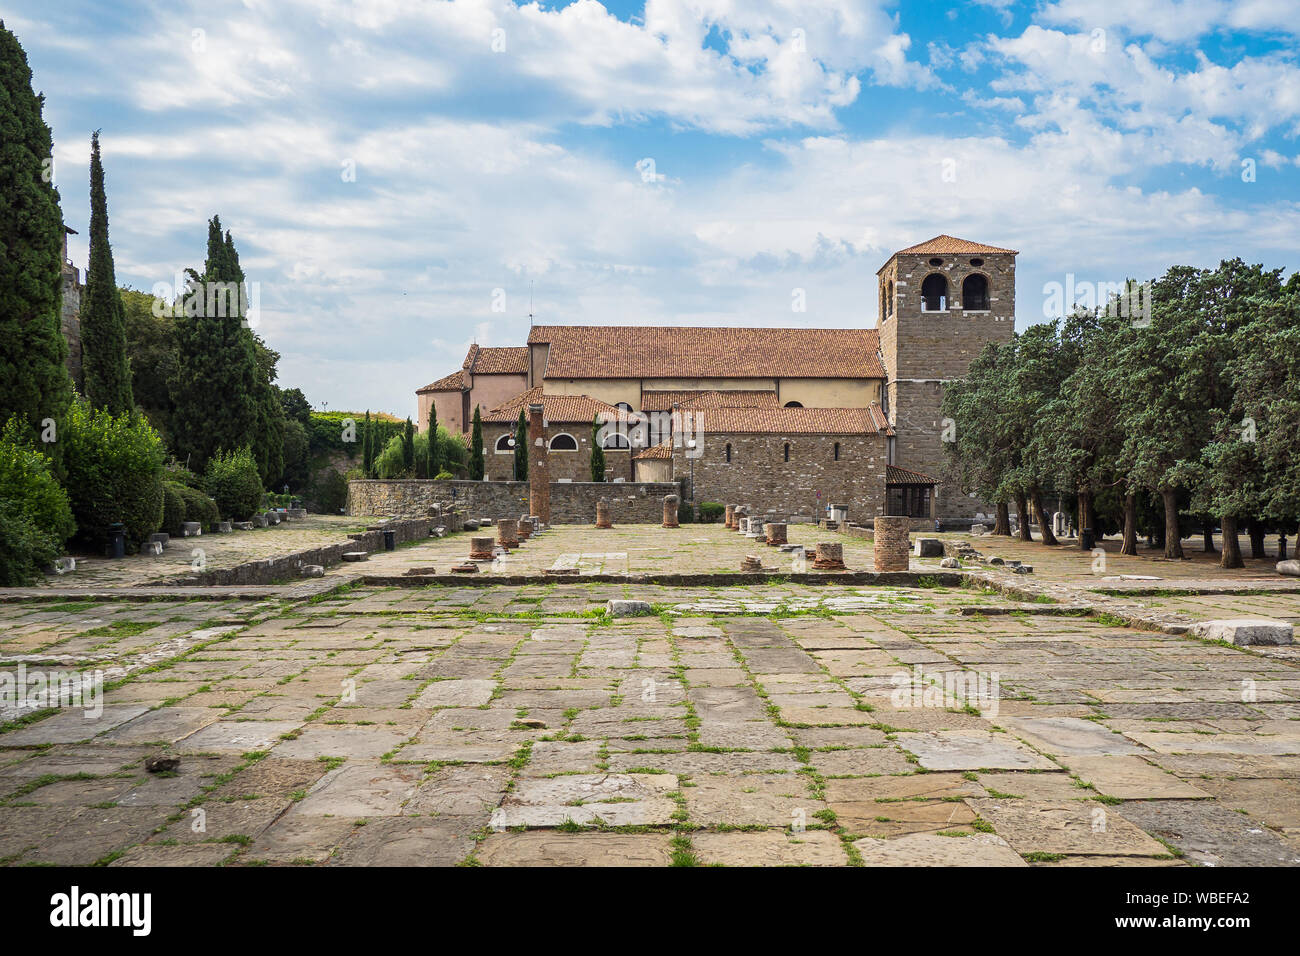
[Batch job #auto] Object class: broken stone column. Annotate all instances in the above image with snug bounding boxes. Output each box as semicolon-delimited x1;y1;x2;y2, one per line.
469;537;495;560
724;504;735;529
764;522;787;547
734;507;748;532
517;514;532;541
596;497;613;529
812;542;846;570
663;494;679;528
528;402;551;526
496;518;519;550
874;516;911;571
740;554;763;572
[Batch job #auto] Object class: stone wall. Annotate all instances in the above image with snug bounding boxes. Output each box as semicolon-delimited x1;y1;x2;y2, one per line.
347;479;681;524
671;432;887;519
481;423;633;482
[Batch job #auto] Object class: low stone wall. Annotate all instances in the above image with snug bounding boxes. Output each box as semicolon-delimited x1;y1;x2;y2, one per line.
346;479;682;524
161;516;437;587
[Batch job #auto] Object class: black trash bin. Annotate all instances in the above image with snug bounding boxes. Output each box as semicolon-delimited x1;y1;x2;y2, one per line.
107;523;126;559
1081;527;1096;550
382;529;397;551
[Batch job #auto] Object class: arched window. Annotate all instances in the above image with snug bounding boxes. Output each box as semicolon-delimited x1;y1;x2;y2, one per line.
548;433;578;451
615;402;634;415
962;273;989;311
725;443;732;463
921;274;947;312
833;442;840;461
784;400;803;408
494;434;514;453
602;433;630;449
783;443;790;462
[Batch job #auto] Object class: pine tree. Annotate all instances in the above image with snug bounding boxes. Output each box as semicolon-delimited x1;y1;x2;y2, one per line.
468;405;484;480
0;22;72;441
513;409;528;481
80;131;132;415
170;217;264;478
590;414;606;481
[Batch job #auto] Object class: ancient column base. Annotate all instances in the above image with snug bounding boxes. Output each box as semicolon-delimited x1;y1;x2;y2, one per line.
873;516;912;572
468;537;495;561
812;542;846;570
663;494;679;528
764;522;787;547
496;518;519;551
595;498;613;529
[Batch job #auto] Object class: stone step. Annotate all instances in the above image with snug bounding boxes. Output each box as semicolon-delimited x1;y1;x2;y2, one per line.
340;552;369;562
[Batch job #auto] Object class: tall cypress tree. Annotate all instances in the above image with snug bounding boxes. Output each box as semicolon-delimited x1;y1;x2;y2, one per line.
513;409;528;481
401;417;415;474
590;414;606;481
362;410;373;477
170;216;261;475
80;130;132;415
428;406;442;477
468;405;484;480
0;22;71;439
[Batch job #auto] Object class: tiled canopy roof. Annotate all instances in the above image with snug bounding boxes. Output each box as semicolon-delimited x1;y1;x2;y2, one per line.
481;386;620;425
416;368;467;393
528;325;885;379
633;441;673;461
464;344;529;375
877;235;1018;274
886;464;940;486
640;389;779;412
688;405;890;435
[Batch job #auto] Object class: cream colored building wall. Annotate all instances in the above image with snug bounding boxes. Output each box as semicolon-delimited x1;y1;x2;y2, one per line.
419;391;463;435
633;458;673;482
778;378;881;407
467;373;526;427
545;375;879;410
544;378;643;409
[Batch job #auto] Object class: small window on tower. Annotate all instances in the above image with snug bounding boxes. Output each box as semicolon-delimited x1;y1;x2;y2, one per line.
783;443;790;462
929;257;943;267
834;442;841;461
970;257;984;267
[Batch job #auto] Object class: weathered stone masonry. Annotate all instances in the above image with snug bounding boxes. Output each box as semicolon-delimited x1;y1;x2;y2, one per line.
346;479;681;524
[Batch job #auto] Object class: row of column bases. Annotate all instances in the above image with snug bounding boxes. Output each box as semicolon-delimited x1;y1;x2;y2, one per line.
466;498;915;573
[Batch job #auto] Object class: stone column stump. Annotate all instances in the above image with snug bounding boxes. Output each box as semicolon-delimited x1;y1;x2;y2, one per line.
764;522;787;547
725;504;736;529
469;537;495;561
596;498;613;529
874;516;912;572
812;542;846;570
496;518;519;550
517;516;533;541
663;494;680;528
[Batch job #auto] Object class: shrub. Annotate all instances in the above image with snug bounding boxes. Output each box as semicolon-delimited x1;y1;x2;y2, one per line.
677;499;694;524
375;434;407;478
176;484;218;527
205;448;263;520
161;481;187;534
315;468;348;514
61;400;165;550
697;502;725;523
434;470;454;480
0;426;75;584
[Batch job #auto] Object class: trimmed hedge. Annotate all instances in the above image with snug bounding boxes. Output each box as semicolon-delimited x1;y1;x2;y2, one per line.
61;400;165;550
697;501;725;523
161;481;187;534
176;484;219;528
205;448;263;520
0;425;76;584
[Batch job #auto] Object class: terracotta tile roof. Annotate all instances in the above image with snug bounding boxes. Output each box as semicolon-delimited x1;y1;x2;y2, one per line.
527;326;884;379
417;368;467;393
481;386;620;425
464;344;529;375
688;406;886;435
886;464;939;485
633;441;673;461
868;403;894;436
640;389;779;412
877;235;1018;273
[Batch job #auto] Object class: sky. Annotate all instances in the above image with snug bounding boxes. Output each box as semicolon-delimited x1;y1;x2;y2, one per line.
6;0;1299;417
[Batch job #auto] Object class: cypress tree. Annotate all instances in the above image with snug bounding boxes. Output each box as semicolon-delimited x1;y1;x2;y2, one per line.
0;22;71;440
401;417;414;474
590;414;606;482
80;130;132;415
362;410;373;477
170;217;267;479
513;409;528;481
468;405;484;480
428;407;442;478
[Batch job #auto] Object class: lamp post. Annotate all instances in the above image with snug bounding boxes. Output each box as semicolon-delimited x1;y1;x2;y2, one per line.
686;439;696;507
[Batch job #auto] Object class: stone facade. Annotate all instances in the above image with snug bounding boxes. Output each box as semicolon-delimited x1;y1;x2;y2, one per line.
346;479;681;524
878;243;1016;520
672;431;888;519
481;422;633;483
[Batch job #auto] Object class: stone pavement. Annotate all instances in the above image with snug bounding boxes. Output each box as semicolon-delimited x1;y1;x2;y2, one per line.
3;571;1299;867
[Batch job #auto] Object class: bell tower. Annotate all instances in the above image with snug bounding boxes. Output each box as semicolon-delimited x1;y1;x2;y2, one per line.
877;235;1017;521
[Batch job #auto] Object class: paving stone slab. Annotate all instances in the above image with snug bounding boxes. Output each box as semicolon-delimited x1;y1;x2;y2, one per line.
403;765;511;816
853;832;1027;867
807;747;915;777
0;704;150;746
175;719;305;753
109;844;234;867
606;750;800;775
997;716;1146;757
272;725;411;759
1117;800;1300;866
149;798;291;844
692;830;848;866
825;772;985;802
327;816;479;866
975;771;1088;801
476;832;674;866
969;799;1172;857
497;773;679;827
684;773;823;827
1121;731;1300;756
291;762;424;817
1064;756;1210;800
832;799;977;837
896;730;1059;771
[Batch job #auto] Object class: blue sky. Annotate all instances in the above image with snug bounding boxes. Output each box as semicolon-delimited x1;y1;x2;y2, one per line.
6;0;1299;416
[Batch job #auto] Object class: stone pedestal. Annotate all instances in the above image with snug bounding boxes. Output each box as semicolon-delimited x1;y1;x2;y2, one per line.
874;516;911;571
517;514;532;541
764;522;787;546
663;494;679;528
496;518;519;550
596;498;612;529
734;508;748;532
725;504;736;529
469;537;494;560
528;403;551;525
812;542;845;570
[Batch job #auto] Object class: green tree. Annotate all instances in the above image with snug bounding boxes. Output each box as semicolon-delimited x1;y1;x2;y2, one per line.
279;387;311;426
941;339;1020;536
402;417;415;474
0;22;72;443
361;410;374;477
468;405;484;480
590;414;606;482
121;287;178;444
80;131;133;415
513;409;528;481
427;407;442;478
